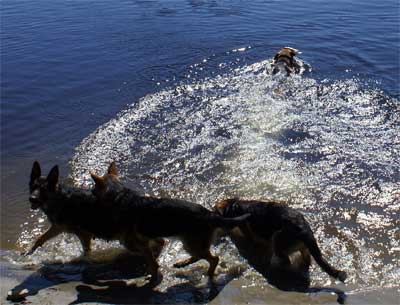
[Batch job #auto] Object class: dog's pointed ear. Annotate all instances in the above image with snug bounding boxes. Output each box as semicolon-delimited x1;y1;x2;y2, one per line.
285;47;300;56
107;162;118;176
30;161;41;183
215;199;229;216
91;173;105;187
47;165;59;190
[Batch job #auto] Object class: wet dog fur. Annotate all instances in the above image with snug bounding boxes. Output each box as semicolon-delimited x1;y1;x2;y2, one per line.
272;47;301;75
26;161;94;256
26;161;164;260
214;198;347;282
89;162;250;283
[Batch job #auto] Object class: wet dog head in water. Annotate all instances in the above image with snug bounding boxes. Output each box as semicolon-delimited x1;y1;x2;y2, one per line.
272;47;301;75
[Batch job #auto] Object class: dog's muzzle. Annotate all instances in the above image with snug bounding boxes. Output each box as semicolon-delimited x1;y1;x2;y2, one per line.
29;195;41;210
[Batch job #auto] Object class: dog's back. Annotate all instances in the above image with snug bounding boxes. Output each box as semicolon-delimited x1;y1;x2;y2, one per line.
102;188;248;238
89;162;250;281
272;47;301;75
216;199;304;238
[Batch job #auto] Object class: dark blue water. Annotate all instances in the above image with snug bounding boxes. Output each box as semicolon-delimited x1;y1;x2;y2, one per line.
2;0;398;159
1;0;399;297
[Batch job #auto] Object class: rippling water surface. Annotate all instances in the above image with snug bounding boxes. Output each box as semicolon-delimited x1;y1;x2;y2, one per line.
1;0;399;301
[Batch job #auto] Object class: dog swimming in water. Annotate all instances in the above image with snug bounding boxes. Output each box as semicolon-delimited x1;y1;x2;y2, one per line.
272;47;302;75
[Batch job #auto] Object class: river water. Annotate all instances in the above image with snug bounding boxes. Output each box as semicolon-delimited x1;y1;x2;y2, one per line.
1;0;399;303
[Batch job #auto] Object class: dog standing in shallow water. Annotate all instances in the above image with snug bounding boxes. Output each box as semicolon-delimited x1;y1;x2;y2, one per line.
25;161;94;256
26;161;165;259
215;198;347;282
89;162;250;283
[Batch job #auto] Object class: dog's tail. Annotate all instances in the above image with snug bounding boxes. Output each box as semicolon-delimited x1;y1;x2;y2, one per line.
211;213;251;229
300;232;347;283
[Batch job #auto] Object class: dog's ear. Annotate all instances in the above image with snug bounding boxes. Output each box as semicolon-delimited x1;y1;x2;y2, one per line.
214;203;223;215
47;165;59;191
30;161;41;183
107;162;118;176
286;47;300;56
90;173;105;188
215;199;230;216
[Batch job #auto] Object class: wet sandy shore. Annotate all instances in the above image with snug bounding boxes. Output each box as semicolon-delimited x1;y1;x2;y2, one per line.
1;252;398;305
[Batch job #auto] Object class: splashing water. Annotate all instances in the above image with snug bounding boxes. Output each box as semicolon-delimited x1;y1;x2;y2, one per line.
17;49;400;292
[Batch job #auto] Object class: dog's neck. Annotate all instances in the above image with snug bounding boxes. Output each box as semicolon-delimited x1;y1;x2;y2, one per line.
276;54;293;64
100;186;141;206
41;184;94;217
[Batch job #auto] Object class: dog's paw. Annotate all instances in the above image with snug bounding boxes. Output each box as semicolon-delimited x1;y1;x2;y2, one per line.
7;289;29;301
337;270;347;283
148;271;163;288
20;249;33;256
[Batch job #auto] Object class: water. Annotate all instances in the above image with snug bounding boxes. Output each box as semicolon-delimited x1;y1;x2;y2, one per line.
1;0;399;301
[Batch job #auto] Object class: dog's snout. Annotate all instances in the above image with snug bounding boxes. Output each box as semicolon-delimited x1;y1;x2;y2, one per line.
29;189;41;204
29;195;40;204
29;191;42;210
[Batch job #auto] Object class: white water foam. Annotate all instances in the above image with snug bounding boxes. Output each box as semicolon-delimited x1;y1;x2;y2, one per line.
17;51;400;291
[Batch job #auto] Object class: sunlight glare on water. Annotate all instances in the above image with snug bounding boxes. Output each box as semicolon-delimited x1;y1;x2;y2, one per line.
17;49;400;292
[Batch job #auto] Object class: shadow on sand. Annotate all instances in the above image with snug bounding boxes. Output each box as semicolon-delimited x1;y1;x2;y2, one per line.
7;235;346;304
6;249;243;304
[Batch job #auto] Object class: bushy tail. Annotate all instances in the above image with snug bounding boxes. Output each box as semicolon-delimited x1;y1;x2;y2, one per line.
212;213;251;229
300;233;347;282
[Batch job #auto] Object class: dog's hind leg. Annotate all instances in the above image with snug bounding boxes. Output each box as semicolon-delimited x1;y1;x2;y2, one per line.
182;235;219;277
76;230;92;256
299;247;311;268
149;238;166;258
124;236;161;285
272;230;293;266
22;225;64;255
204;251;219;277
142;245;161;285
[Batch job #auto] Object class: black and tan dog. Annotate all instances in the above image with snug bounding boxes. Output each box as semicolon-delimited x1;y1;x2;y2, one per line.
215;198;347;283
25;161;165;259
272;47;302;75
25;161;94;256
89;162;250;283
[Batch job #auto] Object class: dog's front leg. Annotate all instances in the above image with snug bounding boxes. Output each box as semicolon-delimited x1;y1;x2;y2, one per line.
141;244;161;286
22;225;63;256
75;230;92;256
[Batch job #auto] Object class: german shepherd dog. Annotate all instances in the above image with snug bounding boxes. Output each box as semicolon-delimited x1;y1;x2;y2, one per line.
272;47;302;75
89;162;250;283
25;161;94;256
26;161;165;259
214;198;347;283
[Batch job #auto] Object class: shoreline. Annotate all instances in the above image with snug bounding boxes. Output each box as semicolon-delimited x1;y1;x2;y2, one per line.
1;251;399;305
